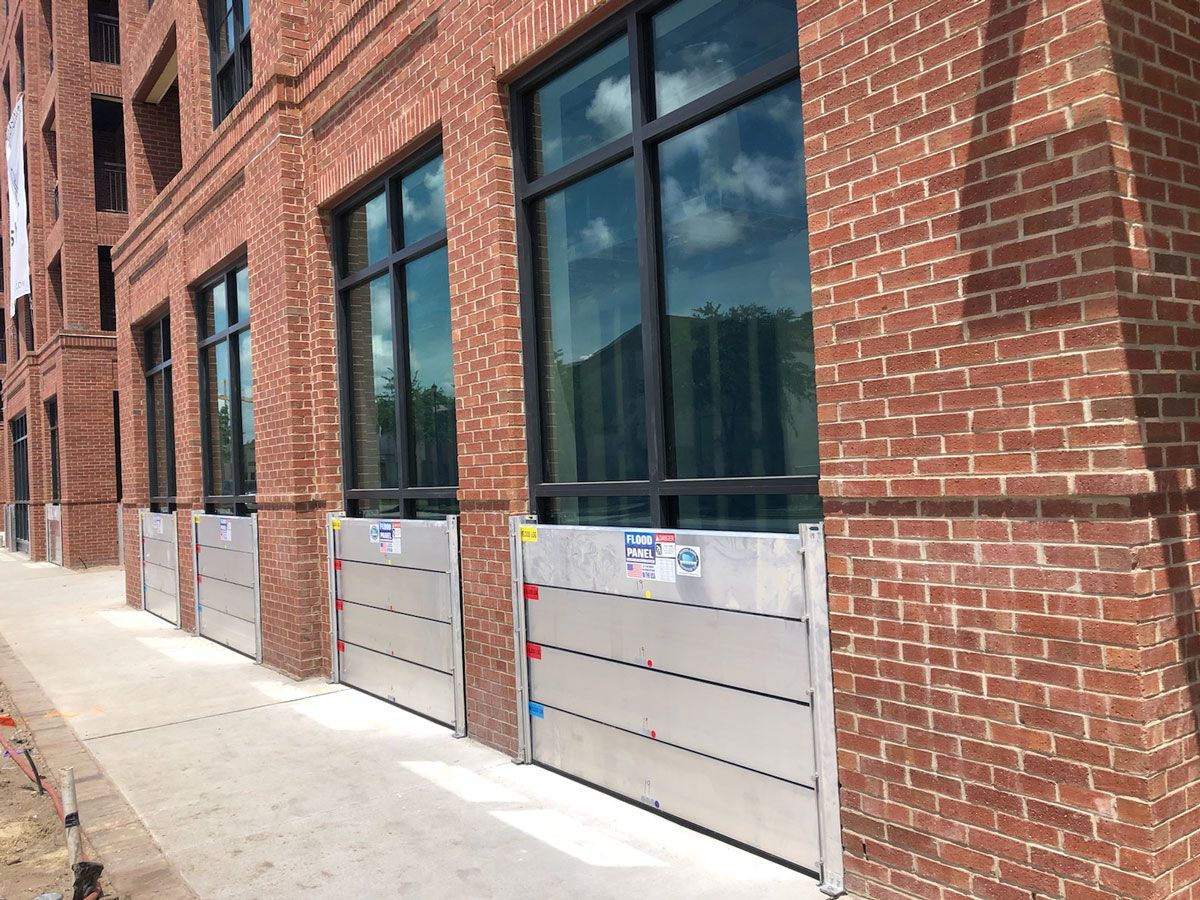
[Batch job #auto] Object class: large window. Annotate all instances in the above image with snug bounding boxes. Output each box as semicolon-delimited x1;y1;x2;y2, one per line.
207;0;251;125
144;315;175;511
334;146;457;520
512;0;818;532
197;264;255;513
47;398;60;501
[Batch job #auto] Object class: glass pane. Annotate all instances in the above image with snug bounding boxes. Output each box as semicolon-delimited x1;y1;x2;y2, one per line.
405;247;457;487
535;160;645;483
542;495;652;527
652;0;798;115
400;156;446;245
151;373;170;498
163;368;175;497
147;322;163;369
237;331;256;493
205;343;234;496
530;38;631;177
239;0;250;32
342;192;389;276
346;276;398;489
659;83;816;479
205;279;229;337
234;266;250;323
161;315;171;361
355;499;402;519
675;494;822;532
413;498;459;519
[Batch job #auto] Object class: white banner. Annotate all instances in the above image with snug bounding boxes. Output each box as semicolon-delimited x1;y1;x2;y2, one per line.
7;94;30;315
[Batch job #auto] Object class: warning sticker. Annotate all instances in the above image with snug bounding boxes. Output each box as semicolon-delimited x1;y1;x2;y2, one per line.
520;525;538;543
624;531;677;583
153;515;164;535
379;521;400;555
219;518;231;542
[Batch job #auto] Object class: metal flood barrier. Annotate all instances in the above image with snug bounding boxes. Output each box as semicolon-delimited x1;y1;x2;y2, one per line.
139;509;181;626
510;518;843;894
327;515;466;735
2;504;14;551
44;504;63;566
192;513;262;660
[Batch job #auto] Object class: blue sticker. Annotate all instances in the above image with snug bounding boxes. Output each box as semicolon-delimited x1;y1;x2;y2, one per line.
528;702;545;719
624;530;655;563
379;522;394;541
677;546;700;574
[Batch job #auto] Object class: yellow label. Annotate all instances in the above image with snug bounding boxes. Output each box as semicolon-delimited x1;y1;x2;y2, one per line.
193;514;200;524
520;525;538;543
331;518;341;531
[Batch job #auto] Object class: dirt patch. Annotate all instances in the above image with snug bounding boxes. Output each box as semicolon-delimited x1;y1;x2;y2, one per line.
0;678;72;900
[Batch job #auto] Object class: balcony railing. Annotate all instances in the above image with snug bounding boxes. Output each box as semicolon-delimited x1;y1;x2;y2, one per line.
89;13;121;64
95;160;127;213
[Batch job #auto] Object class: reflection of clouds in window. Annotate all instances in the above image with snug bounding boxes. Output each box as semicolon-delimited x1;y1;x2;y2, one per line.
402;158;445;227
661;176;743;250
585;75;632;138
572;216;616;259
654;43;734;113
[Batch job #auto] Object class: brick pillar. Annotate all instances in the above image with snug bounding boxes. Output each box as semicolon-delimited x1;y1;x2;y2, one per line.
800;1;1200;897
442;0;529;754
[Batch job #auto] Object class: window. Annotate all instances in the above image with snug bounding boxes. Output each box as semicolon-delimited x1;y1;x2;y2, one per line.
98;247;116;330
512;0;818;532
197;263;254;513
207;0;251;126
144;315;175;511
334;146;457;520
46;398;59;501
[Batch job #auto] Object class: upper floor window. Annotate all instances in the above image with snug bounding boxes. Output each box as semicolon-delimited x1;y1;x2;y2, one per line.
512;0;817;532
334;146;457;520
197;263;254;513
144;314;176;511
208;0;251;126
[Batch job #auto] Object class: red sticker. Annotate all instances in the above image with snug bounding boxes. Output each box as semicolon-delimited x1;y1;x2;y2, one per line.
646;660;653;668
196;575;202;584
334;559;342;571
335;599;344;610
337;640;345;653
523;584;539;601
650;730;657;739
195;545;201;553
526;643;542;659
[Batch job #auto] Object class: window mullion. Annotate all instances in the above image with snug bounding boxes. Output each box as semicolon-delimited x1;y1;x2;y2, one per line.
628;14;667;529
164;366;177;499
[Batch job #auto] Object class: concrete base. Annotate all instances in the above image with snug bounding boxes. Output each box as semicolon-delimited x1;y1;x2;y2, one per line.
0;551;827;898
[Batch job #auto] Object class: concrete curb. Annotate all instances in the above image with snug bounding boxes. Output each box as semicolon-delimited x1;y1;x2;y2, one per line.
0;629;197;900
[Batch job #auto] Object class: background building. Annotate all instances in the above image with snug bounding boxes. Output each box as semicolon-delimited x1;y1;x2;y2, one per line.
100;0;1200;898
0;0;126;566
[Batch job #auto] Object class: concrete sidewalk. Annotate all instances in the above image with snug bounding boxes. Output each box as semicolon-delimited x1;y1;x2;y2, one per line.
0;551;824;899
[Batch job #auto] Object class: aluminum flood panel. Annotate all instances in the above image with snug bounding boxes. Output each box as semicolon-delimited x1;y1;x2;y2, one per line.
337;643;456;725
526;586;811;700
334;518;450;570
198;605;257;657
197;577;257;622
528;647;813;785
194;515;256;553
329;515;467;735
532;705;821;871
196;546;256;585
139;510;180;626
337;561;451;622
520;525;805;619
338;602;454;673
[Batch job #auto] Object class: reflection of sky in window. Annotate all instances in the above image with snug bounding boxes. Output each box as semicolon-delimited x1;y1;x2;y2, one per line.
406;247;454;394
541;160;639;366
365;193;388;261
651;0;798;115
367;276;394;396
532;39;631;175
659;83;810;318
235;265;250;323
211;280;228;334
401;157;446;245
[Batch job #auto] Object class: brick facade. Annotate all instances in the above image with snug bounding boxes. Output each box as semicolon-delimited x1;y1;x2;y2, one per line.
0;0;124;567
104;1;1200;898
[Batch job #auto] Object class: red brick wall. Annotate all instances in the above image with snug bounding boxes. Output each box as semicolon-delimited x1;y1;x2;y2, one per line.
108;1;1200;898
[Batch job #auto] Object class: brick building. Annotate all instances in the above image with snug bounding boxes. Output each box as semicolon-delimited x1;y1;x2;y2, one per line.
0;0;126;566
110;1;1198;899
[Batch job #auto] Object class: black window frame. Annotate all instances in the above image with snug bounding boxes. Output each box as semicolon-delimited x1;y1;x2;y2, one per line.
11;412;29;551
332;140;458;520
144;313;176;512
46;397;59;501
196;261;254;514
207;0;252;127
509;0;817;530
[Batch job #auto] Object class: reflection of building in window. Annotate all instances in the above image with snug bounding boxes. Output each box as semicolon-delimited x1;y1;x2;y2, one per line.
144;315;176;512
512;0;819;532
208;0;253;125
